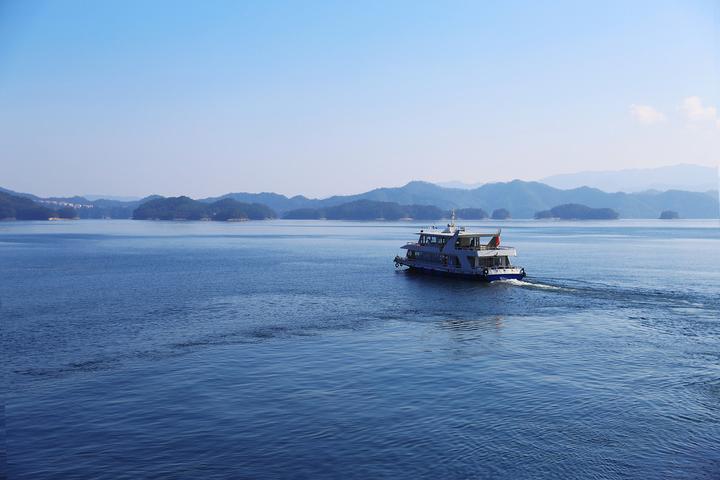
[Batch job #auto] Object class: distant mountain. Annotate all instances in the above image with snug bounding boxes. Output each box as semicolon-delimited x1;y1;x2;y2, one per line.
328;181;719;218
200;192;321;213
262;180;715;218
271;180;717;218
84;194;142;202
540;164;719;193
436;181;485;190
3;178;719;220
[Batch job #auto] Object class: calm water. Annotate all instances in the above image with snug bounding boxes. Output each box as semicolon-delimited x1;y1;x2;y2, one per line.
3;219;719;479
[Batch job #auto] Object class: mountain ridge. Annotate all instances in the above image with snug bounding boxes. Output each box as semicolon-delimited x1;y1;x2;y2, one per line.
540;164;719;193
2;180;718;219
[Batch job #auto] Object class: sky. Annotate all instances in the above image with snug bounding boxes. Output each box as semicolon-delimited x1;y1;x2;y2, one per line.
1;0;718;198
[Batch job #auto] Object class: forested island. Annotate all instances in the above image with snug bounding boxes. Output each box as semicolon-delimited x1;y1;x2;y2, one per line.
455;208;489;219
491;208;511;220
534;204;619;220
132;196;276;221
659;210;679;219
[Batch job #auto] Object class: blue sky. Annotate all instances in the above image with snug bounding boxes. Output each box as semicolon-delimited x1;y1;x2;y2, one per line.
1;0;718;197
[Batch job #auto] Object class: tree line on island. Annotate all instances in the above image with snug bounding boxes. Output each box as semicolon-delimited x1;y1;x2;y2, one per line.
130;197;611;221
534;204;619;220
282;202;513;220
123;196;512;221
3;189;625;221
280;202;626;220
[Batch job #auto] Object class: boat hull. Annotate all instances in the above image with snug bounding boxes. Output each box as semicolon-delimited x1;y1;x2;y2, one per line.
395;258;526;282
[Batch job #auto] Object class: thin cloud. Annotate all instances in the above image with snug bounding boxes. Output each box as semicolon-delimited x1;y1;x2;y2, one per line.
680;96;719;128
629;104;666;125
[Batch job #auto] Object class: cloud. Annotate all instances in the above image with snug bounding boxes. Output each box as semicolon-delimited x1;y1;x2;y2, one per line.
680;96;719;128
629;104;666;124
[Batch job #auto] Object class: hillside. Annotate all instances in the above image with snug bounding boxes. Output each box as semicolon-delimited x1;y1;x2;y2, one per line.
133;196;276;221
541;164;719;193
201;180;719;218
283;200;444;220
0;191;55;220
0;191;79;220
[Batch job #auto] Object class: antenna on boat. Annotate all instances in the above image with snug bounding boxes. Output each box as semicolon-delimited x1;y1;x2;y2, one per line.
450;209;456;228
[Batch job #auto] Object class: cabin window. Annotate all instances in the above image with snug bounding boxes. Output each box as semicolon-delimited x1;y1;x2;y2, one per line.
480;257;493;267
493;257;509;267
467;256;477;268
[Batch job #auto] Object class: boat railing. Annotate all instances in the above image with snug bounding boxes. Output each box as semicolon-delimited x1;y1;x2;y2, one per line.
407;243;515;251
455;245;515;251
406;242;443;249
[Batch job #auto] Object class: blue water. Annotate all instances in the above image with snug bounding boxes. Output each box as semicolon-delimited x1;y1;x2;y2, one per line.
3;219;719;479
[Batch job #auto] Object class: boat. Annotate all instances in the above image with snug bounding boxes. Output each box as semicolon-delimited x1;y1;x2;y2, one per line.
393;212;526;281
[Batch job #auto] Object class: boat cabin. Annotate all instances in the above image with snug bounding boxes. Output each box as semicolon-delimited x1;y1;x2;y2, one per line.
416;230;501;250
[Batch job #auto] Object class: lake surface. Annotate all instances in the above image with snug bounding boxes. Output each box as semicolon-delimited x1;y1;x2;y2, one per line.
3;219;719;479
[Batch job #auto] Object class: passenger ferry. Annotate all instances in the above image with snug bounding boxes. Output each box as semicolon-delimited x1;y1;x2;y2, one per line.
394;212;526;281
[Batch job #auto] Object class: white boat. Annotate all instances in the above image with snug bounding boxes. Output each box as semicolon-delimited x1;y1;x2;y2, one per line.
394;212;526;281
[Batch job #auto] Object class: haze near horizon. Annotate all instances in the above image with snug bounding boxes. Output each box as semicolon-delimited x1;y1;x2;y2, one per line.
1;0;718;198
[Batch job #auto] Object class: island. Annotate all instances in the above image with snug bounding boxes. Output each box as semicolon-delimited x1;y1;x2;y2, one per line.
132;196;276;221
659;210;679;219
534;203;619;220
455;208;488;220
491;208;511;220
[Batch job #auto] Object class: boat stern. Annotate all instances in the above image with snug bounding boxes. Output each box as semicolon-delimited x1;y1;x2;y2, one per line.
483;266;526;281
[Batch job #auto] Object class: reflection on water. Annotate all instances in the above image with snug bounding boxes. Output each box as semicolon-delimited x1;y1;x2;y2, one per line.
440;316;504;333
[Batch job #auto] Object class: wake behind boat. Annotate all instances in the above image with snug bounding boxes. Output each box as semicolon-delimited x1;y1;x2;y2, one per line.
394;212;526;282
